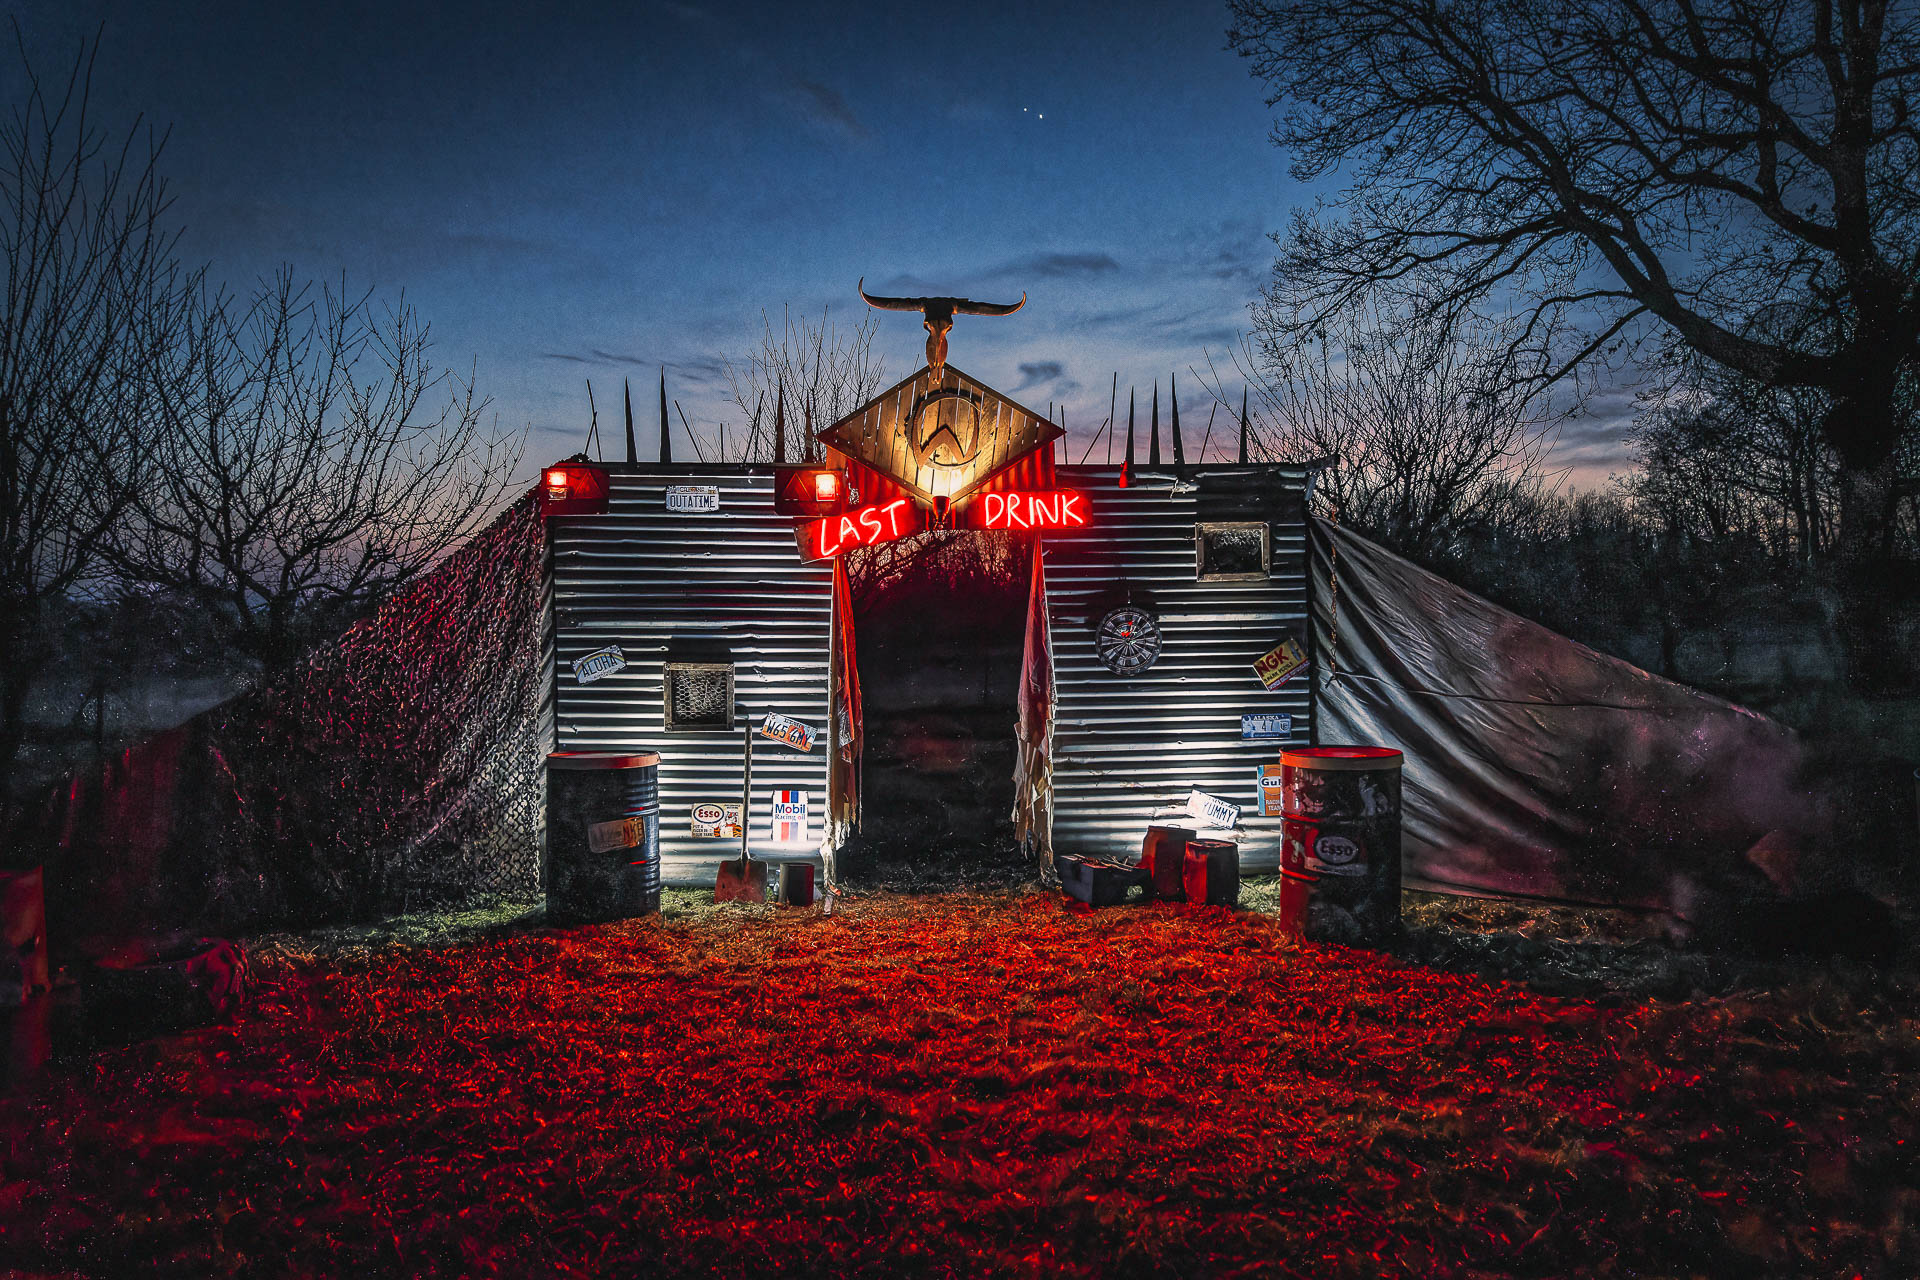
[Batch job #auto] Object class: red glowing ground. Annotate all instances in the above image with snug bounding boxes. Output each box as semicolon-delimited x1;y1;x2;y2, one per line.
3;892;1915;1277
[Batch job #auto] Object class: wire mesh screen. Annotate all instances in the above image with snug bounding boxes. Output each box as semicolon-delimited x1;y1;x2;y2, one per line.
664;663;734;730
19;492;551;935
1197;522;1270;580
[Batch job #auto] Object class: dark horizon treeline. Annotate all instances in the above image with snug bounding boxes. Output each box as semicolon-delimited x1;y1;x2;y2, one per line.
1342;357;1920;720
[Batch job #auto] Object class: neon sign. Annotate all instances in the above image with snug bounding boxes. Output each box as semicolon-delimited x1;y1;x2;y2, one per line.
799;498;919;561
973;490;1089;531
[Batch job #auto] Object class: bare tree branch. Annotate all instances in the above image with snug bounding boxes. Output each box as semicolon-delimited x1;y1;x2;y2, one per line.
720;305;884;463
0;27;196;796
112;269;526;671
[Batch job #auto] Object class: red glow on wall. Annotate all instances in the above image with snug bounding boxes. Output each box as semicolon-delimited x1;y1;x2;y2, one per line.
799;498;919;561
773;466;854;517
973;490;1089;531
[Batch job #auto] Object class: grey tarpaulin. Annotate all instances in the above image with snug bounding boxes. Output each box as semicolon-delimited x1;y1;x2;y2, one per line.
1310;518;1828;912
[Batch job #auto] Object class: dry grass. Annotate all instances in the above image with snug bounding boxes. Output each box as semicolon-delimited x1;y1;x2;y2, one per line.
4;889;1918;1278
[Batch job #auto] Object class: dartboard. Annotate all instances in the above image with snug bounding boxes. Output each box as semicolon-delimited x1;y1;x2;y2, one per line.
1095;606;1162;676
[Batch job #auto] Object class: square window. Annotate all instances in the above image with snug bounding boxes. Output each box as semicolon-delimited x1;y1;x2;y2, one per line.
1195;522;1270;582
663;662;734;730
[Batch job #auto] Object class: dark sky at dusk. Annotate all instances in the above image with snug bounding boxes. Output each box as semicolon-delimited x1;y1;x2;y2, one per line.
12;0;1635;483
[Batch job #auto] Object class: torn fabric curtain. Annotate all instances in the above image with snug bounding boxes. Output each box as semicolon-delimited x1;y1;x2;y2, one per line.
1309;518;1826;912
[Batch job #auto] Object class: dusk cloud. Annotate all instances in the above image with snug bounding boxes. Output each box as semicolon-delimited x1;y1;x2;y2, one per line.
786;79;869;141
1014;361;1066;391
996;252;1120;279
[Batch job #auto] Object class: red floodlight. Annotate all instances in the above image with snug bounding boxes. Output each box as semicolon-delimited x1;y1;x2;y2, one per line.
774;466;854;517
539;462;611;516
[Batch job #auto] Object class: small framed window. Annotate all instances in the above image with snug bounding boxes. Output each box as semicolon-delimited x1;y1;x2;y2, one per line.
1195;522;1270;582
663;662;734;731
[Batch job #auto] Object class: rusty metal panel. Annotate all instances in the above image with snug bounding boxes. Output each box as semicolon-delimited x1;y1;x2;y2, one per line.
1045;465;1318;873
549;468;832;886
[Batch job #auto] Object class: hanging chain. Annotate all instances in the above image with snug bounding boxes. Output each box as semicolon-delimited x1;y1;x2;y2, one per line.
1324;502;1341;683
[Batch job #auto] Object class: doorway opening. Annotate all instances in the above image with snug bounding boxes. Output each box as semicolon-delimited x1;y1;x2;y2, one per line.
845;529;1034;873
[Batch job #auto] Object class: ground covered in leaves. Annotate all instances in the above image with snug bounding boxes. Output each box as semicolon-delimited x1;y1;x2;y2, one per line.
5;888;1918;1278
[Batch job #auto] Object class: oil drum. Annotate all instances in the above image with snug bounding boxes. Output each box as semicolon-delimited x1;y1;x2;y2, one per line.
1277;746;1403;944
546;752;662;924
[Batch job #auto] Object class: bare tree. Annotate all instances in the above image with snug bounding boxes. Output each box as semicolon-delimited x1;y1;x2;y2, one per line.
721;305;885;462
1630;356;1848;562
1229;0;1920;688
113;269;524;672
0;33;195;797
1221;295;1557;566
845;529;1025;614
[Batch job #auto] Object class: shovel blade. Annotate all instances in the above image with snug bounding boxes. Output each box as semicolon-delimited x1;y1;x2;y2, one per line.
713;858;767;904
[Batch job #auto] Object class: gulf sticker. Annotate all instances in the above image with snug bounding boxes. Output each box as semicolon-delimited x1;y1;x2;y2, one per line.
1259;765;1285;818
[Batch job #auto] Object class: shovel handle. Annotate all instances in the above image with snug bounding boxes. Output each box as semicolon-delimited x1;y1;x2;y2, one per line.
740;719;752;869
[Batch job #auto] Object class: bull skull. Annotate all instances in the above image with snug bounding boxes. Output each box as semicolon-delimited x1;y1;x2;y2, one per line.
857;278;1026;384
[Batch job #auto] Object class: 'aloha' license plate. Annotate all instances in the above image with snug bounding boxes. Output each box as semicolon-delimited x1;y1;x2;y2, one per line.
572;645;626;684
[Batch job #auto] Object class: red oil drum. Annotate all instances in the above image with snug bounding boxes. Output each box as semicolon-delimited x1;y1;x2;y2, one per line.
1277;746;1404;944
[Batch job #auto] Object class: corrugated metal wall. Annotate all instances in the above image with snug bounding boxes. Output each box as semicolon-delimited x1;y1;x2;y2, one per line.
549;467;832;886
1045;465;1317;872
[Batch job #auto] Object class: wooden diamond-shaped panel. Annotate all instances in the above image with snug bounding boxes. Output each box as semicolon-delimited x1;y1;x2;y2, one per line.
817;364;1062;506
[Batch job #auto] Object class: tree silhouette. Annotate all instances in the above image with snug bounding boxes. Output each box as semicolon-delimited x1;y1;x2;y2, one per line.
0;31;196;798
1229;0;1920;688
112;270;524;672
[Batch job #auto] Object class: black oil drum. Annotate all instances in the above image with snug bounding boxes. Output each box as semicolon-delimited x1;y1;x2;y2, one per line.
546;752;661;924
1277;746;1403;945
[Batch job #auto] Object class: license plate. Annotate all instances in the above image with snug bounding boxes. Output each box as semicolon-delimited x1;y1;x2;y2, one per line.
1241;713;1293;739
571;645;626;684
759;712;817;752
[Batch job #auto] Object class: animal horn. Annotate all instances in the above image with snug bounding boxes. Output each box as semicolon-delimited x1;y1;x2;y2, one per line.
953;292;1027;317
857;277;929;312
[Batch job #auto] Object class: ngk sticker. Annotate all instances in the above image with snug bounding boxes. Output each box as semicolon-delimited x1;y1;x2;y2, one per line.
1252;635;1307;690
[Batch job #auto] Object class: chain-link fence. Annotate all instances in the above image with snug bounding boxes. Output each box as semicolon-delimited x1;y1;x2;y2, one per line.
20;493;550;937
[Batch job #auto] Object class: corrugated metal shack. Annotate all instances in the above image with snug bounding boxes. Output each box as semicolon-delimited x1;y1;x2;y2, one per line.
1044;463;1317;874
548;466;834;886
541;368;1321;887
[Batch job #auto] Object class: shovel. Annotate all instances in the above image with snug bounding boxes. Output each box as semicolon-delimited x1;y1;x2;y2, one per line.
714;720;767;903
